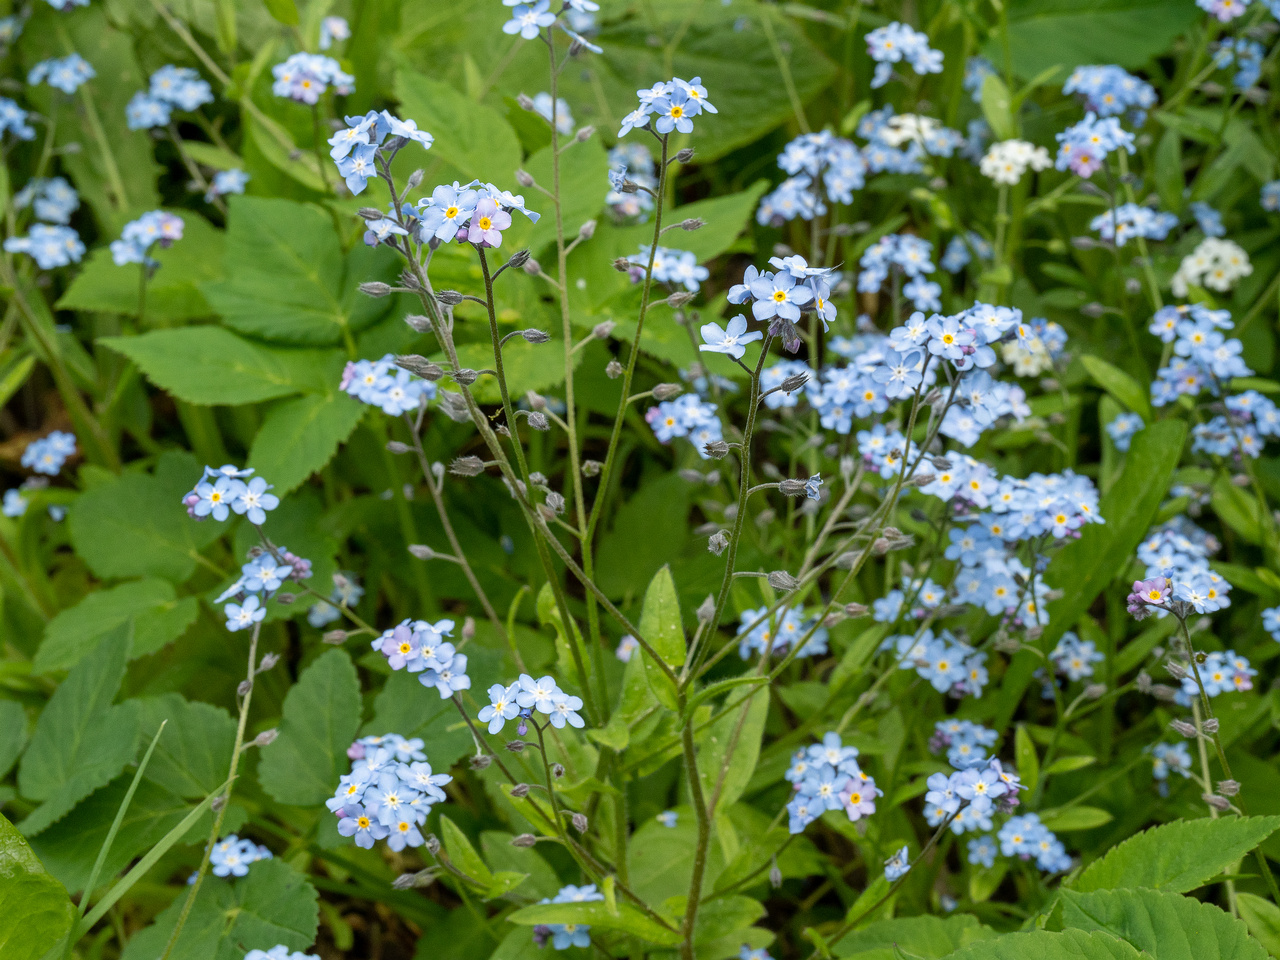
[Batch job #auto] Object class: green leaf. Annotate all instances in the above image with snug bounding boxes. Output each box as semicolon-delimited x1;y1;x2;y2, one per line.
1060;887;1267;960
1015;725;1039;797
247;391;365;494
1154;128;1185;214
69;451;223;583
638;565;686;709
1045;756;1097;775
980;74;1016;141
366;672;474;774
1236;893;1280;958
1038;805;1113;832
627;809;726;906
507;900;681;947
596;474;691;598
0;700;28;780
57;212;225;321
100;327;329;406
834;914;997;958
17;629;140;836
439;815;494;888
943;928;1143;960
261;0;298;25
258;650;362;806
1212;475;1265;545
393;70;522;185
136;695;236;799
518;137;610;254
0;812;74;960
202;196;394;345
35;579;197;673
1081;355;1153;422
119;858;319;960
590;652;661;751
1072;816;1280;893
697;688;769;812
614;182;771;264
992;0;1200;77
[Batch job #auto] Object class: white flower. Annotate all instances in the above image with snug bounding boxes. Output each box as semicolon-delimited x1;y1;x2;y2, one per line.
1171;237;1252;297
979;139;1051;185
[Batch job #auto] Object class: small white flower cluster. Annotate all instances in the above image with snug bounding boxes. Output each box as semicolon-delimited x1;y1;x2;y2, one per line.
979;140;1051;185
1171;237;1252;297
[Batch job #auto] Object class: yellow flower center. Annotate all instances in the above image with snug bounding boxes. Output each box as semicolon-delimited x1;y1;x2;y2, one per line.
445;205;459;219
478;216;493;230
670;105;684;118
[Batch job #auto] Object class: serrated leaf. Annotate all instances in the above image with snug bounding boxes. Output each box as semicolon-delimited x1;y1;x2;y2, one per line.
1081;355;1153;422
507;900;681;947
35;579;197;673
246;391;365;495
943;928;1143;960
0;812;74;960
1236;893;1280;958
119;858;318;960
393;70;522;185
258;650;361;806
1072;816;1280;893
1061;887;1267;960
833;913;997;958
136;695;236;798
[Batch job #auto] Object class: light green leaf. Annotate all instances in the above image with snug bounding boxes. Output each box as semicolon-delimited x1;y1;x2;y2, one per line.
136;695;236;799
1015;725;1039;797
507;900;681;947
17;629;139;838
247;391;365;495
261;0;298;25
697;688;768;813
980;74;1016;141
1038;805;1113;832
517;137;610;254
627;810;726;906
393;70;522;185
119;858;319;960
590;651;661;751
1046;756;1097;775
1072;816;1280;893
101;327;329;406
1081;355;1153;422
1212;476;1265;545
202;196;395;345
638;565;686;709
258;650;362;806
834;914;997;958
943;928;1143;960
1060;887;1267;960
1236;893;1280;958
35;579;197;672
0;812;74;960
366;672;474;774
440;815;494;888
0;701;27;780
69;452;223;583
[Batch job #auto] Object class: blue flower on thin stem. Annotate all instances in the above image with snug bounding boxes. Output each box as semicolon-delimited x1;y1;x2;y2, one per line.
337;804;389;849
548;694;585;729
225;595;266;632
337;142;378;195
699;316;763;361
884;844;911;880
748;271;813;322
653;86;699;134
233;476;280;525
478;683;521;734
503;0;555;39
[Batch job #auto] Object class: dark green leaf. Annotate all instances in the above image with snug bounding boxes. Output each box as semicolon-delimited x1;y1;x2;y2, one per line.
507;899;681;947
393;70;522;185
247;391;365;495
0;811;74;960
943;928;1143;960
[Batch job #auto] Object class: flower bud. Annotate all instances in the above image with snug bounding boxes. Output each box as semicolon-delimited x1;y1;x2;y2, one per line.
450;456;487;477
768;571;799;591
1084;683;1107;700
575;125;595;142
523;257;541;275
393;869;436;889
582;460;602;477
708;531;729;556
769;860;782;889
1166;660;1188;680
511;783;531;798
697;594;716;623
453;368;478;386
528;411;551;432
522;328;550;344
578;219;597;241
779;478;808;497
408;544;437;560
652;382;683;401
666;291;695;308
404;313;433;333
1217;779;1240;796
516;168;535;187
386;440;411;454
844;602;869;617
237;679;253;697
359;281;392;297
438;289;467;306
592;320;616;339
910;472;936;487
545;491;565;514
779;372;809;393
252;728;279;748
506;739;526;752
396;355;443;380
1203;793;1232;811
1202;717;1219;734
426;834;442;855
703;439;730;459
679;469;704;484
470;754;492;771
258;652;280;673
512;833;538;847
605;360;623;379
551;763;565;779
323;629;349;645
406;168;425;189
675;147;694;163
275;592;294;605
357;206;385;220
517;93;535;111
572;812;588;833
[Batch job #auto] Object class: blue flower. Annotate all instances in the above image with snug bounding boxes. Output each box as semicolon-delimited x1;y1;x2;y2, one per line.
883;845;910;880
478;683;521;734
319;15;350;50
503;0;555;39
190;476;243;521
653;86;700;134
4;224;85;269
28;54;95;94
225;594;266;632
245;947;320;960
126;92;170;130
207;169;250;203
337;142;378;195
148;65;213;111
0;97;35;141
417;182;479;242
110;211;184;267
232;476;280;525
337;804;389;849
548;694;585;729
421;652;471;698
748;271;813;322
656;810;678;828
698;316;763;361
967;835;997;867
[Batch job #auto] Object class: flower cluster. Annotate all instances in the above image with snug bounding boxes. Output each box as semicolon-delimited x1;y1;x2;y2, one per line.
1213;38;1265;89
865;22;943;88
371;618;470;698
858;234;937;311
205;168;250;204
883;628;989;698
245;949;319;960
1054;113;1135;177
4;224;86;268
784;732;881;834
340;355;437;415
618;77;715;138
319;15;350;50
479;674;584;733
1170;236;1252;296
209;834;272;878
858;108;964;176
531;884;605;951
926;757;1025;835
0;97;35;140
1049;631;1104;682
729;254;837;344
1190;201;1225;238
328;734;452;851
1089;203;1177;246
14;177;78;224
625;245;709;292
930;719;1000;770
307;572;365;628
407;179;538;244
110;211;184;267
183;464;280;524
28;53;94;94
996;813;1070;872
1150;304;1252;408
1001;317;1067;377
737;606;829;659
1150;741;1192;794
646;394;723;457
980;140;1051;185
216;543;310;631
327;110;434;195
1105;412;1145;451
1063;65;1156;123
605;142;656;220
757;131;867;224
1127;518;1234;625
941;232;994;274
271;52;353;104
125;65;213;129
21;431;76;476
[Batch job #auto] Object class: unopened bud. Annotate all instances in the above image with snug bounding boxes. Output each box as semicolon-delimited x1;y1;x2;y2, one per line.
779;372;809;393
1217;779;1240;796
704;440;730;459
511;783;531;798
516;169;535;187
575;125;595;142
393;869;435;889
386;440;411;454
1136;671;1153;693
1203;793;1232;811
769;860;782;889
844;603;869;617
450;456;486;477
571;812;588;833
397;355;443;380
697;594;716;623
404;313;433;332
461;616;475;642
1166;661;1188;680
666;291;695;308
522;328;550;344
1202;717;1219;734
1071;236;1098;250
506;739;526;752
1084;683;1107;700
873;538;891;555
360;281;392;297
545;491;565;514
653;382;683;400
551;763;565;779
212;795;226;812
237;679;253;697
910;472;936;487
679;469;705;484
675;147;694;163
578;219;597;241
426;834;441;855
1081;302;1106;318
678;218;705;231
252;728;279;748
275;592;295;605
768;571;799;591
517;93;535;111
834;552;856;570
470;754;492;770
708;531;729;556
582;459;602;477
512;833;538;847
323;629;348;644
453;368;478;386
1151;683;1179;702
408;544;436;560
528;411;551;432
258;652;280;673
605;360;624;379
436;290;465;306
